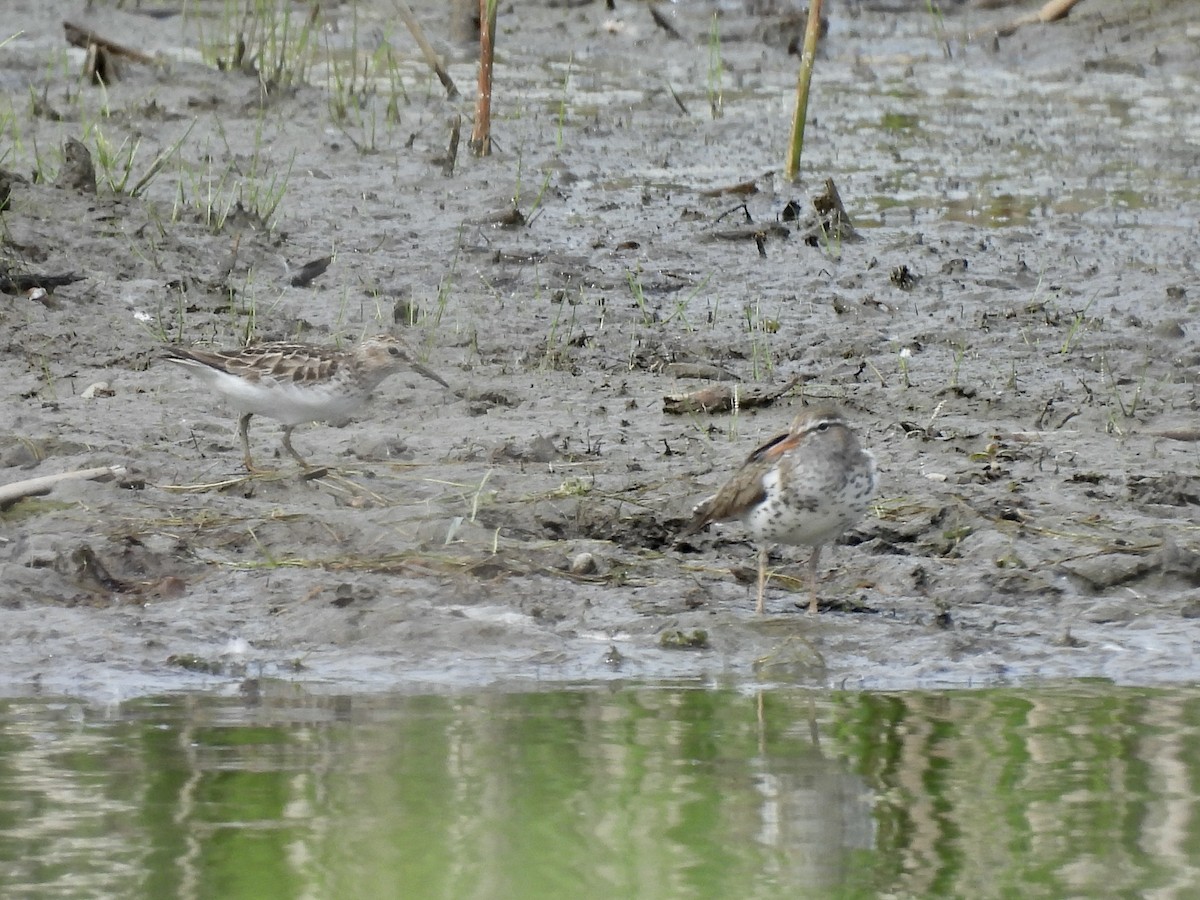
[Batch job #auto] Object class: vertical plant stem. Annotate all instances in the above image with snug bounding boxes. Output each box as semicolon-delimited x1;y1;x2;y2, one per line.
469;0;498;156
443;114;462;178
784;0;824;182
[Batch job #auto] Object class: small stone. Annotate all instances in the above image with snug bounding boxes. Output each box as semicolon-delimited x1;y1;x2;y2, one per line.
56;138;96;193
569;552;598;576
81;381;114;399
659;629;709;650
1083;602;1135;625
1060;554;1152;591
527;435;559;463
1153;319;1186;339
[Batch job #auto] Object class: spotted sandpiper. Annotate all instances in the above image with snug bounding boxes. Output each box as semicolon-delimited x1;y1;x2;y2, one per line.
681;405;877;614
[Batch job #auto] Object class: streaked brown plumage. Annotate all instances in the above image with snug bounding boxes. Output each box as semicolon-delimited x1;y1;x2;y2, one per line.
682;405;877;614
164;334;447;472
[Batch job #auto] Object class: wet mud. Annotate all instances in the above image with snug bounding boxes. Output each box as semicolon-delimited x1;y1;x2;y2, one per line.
1;0;1199;698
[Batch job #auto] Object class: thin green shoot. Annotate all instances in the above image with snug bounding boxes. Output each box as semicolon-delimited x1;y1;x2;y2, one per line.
470;470;492;521
556;55;573;149
707;14;723;119
898;347;912;388
85;126;138;193
661;271;713;331
130;120;196;197
925;0;950;58
39;357;57;402
817;217;842;260
525;167;554;224
1103;355;1144;418
949;344;966;388
431;226;464;331
1060;294;1098;353
627;269;653;326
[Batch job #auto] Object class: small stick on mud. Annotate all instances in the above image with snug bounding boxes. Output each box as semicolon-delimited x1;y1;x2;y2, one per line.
0;465;126;510
1145;428;1200;443
469;0;498;157
63;21;157;66
978;0;1088;39
648;4;683;40
443;114;462;177
809;177;860;243
663;377;801;415
699;178;763;198
704;222;790;244
666;82;689;116
391;0;460;99
784;0;824;181
0;267;83;296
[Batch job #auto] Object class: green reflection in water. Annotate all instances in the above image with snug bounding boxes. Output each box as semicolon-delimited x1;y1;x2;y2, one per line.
0;683;1198;899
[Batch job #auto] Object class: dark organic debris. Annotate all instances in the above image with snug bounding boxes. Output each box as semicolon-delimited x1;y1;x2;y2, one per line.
0;267;84;296
63;544;133;595
471;205;527;229
649;4;683;39
290;255;332;287
804;177;861;244
56;138;96;193
167;654;225;674
890;264;918;289
0;168;27;212
63;20;157;65
705;222;790;244
64;20;157;84
1128;473;1200;507
659;629;710;650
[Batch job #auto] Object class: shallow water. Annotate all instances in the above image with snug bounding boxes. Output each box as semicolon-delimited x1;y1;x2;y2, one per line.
2;681;1197;898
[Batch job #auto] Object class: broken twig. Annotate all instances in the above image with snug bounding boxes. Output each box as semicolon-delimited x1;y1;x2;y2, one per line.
0;465;126;509
979;0;1088;39
392;0;460;99
663;377;801;415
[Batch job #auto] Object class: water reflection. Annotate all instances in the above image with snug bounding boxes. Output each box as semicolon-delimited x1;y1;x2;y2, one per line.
0;683;1197;898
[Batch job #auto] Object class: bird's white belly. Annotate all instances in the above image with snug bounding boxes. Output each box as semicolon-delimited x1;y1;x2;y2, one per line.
743;466;869;547
212;372;364;425
745;497;851;545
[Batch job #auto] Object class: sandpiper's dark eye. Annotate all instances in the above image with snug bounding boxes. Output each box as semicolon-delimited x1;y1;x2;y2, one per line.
388;346;402;357
816;422;830;432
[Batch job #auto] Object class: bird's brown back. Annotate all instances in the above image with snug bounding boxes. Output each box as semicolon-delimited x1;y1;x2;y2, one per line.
680;406;859;535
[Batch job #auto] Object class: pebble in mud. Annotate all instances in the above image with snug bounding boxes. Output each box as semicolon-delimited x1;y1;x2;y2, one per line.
570;552;599;576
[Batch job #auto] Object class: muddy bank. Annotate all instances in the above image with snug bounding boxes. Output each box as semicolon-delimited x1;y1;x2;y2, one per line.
1;0;1198;699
